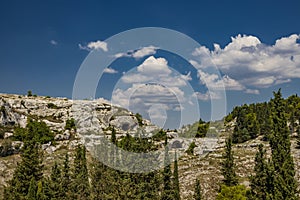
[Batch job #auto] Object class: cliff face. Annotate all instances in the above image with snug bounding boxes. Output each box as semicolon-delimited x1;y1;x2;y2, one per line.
1;93;300;199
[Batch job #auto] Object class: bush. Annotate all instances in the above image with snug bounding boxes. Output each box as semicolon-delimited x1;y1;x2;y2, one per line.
186;141;196;155
47;103;58;109
0;139;14;157
27;90;32;97
14;119;54;144
135;113;143;126
216;185;248;200
152;129;166;141
65;118;76;130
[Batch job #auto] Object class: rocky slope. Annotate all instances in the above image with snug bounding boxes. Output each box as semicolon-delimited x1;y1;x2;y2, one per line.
1;93;300;199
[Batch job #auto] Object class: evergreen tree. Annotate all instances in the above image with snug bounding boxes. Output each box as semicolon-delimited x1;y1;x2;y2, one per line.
162;135;173;200
193;178;202;200
268;89;297;199
221;135;238;186
70;145;90;199
249;144;268;199
47;162;64;199
61;153;71;199
5;120;44;199
173;152;180;200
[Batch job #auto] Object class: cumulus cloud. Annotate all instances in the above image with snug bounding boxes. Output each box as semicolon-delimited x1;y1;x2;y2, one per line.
79;40;108;52
197;69;245;91
112;56;196;124
112;83;181;113
114;46;158;59
103;68;118;74
121;56;190;87
192;34;300;91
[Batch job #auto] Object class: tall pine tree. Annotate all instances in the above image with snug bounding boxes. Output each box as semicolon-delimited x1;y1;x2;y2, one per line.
4;120;44;199
162;135;173;200
173;151;180;200
268;89;297;199
70;145;90;200
221;135;238;186
249;144;268;199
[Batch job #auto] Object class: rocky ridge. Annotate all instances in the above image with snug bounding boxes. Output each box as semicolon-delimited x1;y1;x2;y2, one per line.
1;93;299;199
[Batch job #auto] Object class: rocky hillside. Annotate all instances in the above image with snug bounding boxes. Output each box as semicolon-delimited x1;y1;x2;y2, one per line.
1;93;300;199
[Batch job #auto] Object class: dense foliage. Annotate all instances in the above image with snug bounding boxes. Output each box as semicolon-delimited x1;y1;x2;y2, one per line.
226;91;300;144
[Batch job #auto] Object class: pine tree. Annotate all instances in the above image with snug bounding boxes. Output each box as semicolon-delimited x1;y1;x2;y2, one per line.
162;135;173;200
61;153;71;199
194;178;202;200
47;162;64;199
5;120;44;199
70;145;90;199
221;135;238;186
268;89;297;199
173;152;180;200
250;144;268;199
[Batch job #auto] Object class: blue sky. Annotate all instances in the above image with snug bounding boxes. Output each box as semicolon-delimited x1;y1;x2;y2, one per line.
0;0;300;128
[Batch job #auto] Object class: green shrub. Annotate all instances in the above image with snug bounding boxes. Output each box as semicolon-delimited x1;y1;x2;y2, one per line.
152;129;166;141
27;90;32;97
186;141;196;155
216;185;248;200
135;113;143;126
0;139;14;157
65;118;76;130
14;119;54;144
47;103;58;109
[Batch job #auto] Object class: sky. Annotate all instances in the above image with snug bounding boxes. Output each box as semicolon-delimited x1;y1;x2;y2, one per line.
0;0;300;128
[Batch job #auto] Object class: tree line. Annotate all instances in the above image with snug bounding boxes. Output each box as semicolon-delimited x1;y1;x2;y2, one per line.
218;89;298;199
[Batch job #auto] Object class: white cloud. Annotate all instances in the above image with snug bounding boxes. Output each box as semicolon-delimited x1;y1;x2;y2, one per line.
50;40;58;45
197;69;244;91
137;56;172;75
192;91;222;101
121;56;191;88
245;89;260;94
112;83;182;112
114;46;158;59
132;46;157;58
192;33;300;92
112;56;198;124
79;40;108;52
103;68;118;74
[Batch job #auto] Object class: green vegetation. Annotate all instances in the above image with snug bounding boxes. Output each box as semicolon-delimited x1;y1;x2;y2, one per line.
65;118;76;130
186;141;196;155
216;185;248;200
0;139;13;157
13;119;54;144
180;118;209;138
27;90;33;97
135;112;144;126
47;102;59;109
194;178;202;200
221;135;238;186
226;91;300;144
1;89;300;199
